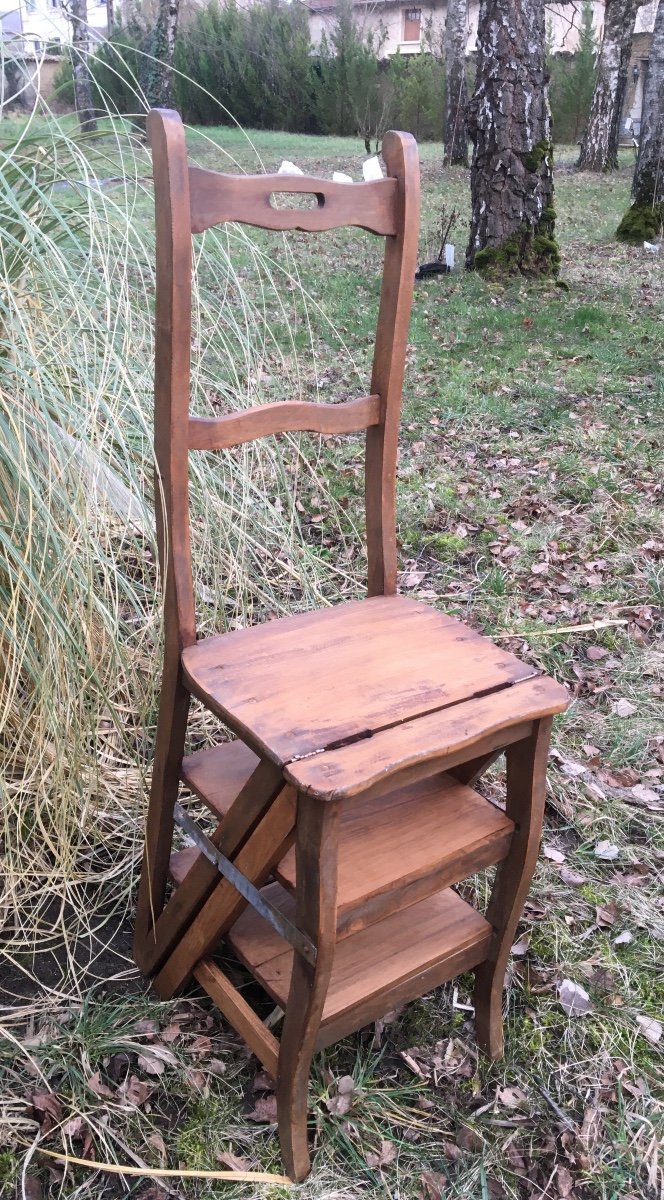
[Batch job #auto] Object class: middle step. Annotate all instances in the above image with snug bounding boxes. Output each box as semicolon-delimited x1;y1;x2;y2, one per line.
173;740;514;937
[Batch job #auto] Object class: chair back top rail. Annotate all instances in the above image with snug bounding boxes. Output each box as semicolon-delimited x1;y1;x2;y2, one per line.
188;395;381;452
189;167;398;236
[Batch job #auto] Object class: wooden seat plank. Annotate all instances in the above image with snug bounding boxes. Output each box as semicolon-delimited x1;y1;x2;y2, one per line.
181;596;539;767
276;773;513;935
286;674;569;801
228;882;491;1044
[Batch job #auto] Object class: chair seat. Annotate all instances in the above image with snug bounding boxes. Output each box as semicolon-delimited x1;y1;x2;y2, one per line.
181;597;568;792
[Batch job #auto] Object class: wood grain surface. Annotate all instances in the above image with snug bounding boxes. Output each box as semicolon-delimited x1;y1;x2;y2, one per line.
229;882;492;1036
188;395;380;451
188;167;398;235
181;595;544;767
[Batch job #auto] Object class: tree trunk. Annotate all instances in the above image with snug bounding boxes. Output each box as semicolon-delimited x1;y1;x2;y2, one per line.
576;0;639;171
443;0;468;166
466;0;558;276
616;0;664;241
147;0;181;110
70;0;98;134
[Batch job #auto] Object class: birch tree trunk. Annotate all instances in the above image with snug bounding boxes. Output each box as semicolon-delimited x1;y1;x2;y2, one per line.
147;0;180;110
443;0;468;166
616;0;664;240
576;0;639;171
466;0;558;276
70;0;98;134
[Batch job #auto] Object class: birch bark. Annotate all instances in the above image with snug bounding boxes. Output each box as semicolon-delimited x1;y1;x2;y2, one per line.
466;0;558;275
616;0;664;239
443;0;469;166
147;0;180;109
577;0;640;171
70;0;98;134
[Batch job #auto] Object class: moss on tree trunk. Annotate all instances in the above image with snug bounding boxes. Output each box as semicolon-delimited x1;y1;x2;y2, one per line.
466;0;559;278
616;0;663;242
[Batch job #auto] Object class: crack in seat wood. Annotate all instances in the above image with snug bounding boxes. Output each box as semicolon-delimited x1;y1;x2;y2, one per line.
134;107;569;1183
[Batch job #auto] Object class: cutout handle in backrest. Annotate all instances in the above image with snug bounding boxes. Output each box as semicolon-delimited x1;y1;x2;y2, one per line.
189;167;399;236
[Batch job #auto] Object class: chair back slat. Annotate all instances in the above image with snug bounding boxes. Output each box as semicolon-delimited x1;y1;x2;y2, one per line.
188;395;381;452
189;167;398;236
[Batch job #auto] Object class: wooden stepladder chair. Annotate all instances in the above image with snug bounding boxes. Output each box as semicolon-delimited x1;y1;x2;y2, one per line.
134;109;569;1182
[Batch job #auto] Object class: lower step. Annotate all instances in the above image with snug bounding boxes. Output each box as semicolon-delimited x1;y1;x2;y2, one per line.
227;882;492;1049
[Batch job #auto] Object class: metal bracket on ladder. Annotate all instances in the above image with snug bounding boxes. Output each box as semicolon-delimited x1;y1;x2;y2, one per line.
173;803;317;966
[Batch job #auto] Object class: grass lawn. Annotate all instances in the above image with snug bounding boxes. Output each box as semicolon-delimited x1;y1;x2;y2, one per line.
1;122;662;1200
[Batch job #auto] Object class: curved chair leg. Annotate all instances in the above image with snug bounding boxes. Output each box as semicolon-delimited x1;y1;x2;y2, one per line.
277;795;339;1182
134;660;190;972
474;717;553;1059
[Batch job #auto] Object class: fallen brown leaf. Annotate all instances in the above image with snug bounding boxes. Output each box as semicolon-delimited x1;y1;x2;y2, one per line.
31;1090;62;1134
456;1125;483;1152
636;1014;662;1044
216;1150;252;1172
612;698;637;718
146;1132;167;1163
365;1139;396;1169
558;979;593;1016
325;1074;355;1116
556;1164;575;1197
542;844;566;863
496;1085;528;1110
594;841;619;861
251;1070;275;1093
595;903;618;928
160;1023;182;1044
560;865;587;887
86;1072;115;1100
121;1075;152;1107
137;1044;178;1076
61;1116;85;1140
247;1094;278;1123
418;1168;448;1198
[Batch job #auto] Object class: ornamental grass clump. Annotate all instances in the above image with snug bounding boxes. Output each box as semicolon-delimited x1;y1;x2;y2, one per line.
0;64;360;1004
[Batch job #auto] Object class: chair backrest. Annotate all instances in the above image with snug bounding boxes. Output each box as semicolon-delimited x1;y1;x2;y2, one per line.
149;108;420;651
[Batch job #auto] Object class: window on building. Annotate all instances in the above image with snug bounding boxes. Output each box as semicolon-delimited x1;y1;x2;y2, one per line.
403;7;421;41
33;38;42;51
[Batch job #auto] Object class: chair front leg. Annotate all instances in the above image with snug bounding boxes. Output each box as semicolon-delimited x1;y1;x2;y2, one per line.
474;717;553;1059
277;794;340;1182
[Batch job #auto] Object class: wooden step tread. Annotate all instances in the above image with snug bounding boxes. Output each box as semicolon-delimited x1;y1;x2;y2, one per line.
169;768;513;934
180;739;258;816
275;773;513;936
227;882;492;1047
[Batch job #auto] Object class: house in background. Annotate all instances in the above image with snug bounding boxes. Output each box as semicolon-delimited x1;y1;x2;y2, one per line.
1;0;108;107
0;0;108;54
308;0;658;138
308;0;612;57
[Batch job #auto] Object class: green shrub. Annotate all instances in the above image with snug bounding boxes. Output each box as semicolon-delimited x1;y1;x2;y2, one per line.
175;0;318;131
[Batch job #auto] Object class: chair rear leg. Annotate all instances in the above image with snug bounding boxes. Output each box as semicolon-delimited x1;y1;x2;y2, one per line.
134;663;190;972
474;717;553;1059
277;795;339;1182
